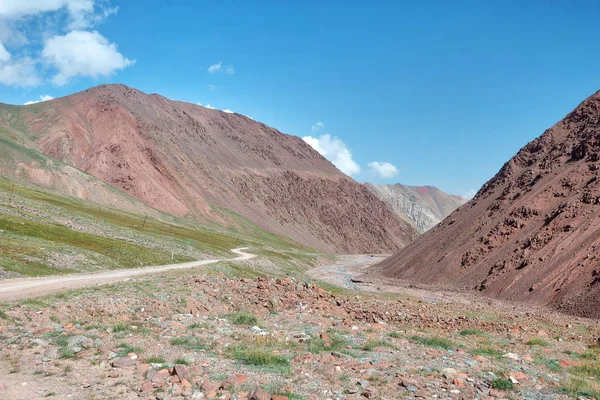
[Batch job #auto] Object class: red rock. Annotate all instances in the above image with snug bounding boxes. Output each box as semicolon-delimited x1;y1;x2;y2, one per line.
272;396;289;400
490;389;505;398
140;381;153;392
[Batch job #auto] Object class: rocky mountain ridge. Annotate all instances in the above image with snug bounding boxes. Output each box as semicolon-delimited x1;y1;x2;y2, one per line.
370;90;600;318
0;84;418;254
365;183;466;233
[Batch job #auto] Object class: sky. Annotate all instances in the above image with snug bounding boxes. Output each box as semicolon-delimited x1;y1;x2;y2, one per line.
1;1;600;198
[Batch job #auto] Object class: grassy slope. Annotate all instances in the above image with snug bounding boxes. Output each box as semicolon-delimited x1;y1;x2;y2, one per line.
0;175;320;277
0;103;321;278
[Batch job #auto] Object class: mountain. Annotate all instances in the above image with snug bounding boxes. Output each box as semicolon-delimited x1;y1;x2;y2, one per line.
365;183;466;233
369;91;600;318
0;84;418;254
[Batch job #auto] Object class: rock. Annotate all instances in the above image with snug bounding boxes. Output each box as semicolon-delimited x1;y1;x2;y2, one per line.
31;338;49;347
43;347;59;360
361;387;378;398
272;396;289;400
268;297;280;311
249;387;271;400
111;357;137;368
490;389;505;398
140;380;153;392
173;364;191;381
502;353;520;361
220;374;247;389
190;390;204;399
201;381;219;393
108;370;119;378
401;378;419;388
67;335;93;350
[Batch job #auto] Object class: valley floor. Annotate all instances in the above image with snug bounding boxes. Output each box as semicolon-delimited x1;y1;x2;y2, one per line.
0;253;599;400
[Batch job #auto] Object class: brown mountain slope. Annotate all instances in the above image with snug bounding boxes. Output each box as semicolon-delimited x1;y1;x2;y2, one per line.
370;90;600;318
365;183;466;233
0;84;417;254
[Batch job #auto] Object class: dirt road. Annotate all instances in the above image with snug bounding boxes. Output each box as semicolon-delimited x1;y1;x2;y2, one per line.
0;247;255;302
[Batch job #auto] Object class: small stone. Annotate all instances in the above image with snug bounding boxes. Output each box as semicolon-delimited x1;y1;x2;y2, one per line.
111;357;136;368
173;364;191;381
140;380;153;392
490;389;505;398
108;370;119;378
502;353;520;361
249;387;271;400
361;387;378;398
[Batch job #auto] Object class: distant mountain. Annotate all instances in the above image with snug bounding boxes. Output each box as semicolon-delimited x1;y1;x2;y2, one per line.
0;84;418;254
365;183;466;233
370;90;600;318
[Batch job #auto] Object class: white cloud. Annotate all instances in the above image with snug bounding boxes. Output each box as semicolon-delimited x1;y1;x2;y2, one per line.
24;94;54;105
311;121;325;133
302;134;361;176
208;61;235;74
462;189;476;199
197;103;215;109
208;84;217;91
0;42;10;62
0;55;41;87
42;30;134;85
0;1;128;87
222;109;233;113
368;161;399;179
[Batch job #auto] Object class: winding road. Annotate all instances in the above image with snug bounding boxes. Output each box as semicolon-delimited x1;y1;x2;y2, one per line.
0;247;256;302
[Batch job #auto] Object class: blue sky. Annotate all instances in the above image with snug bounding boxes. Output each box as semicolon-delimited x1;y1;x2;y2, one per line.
1;1;600;198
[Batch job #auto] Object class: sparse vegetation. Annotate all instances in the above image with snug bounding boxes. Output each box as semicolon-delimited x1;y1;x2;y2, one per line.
231;345;290;369
145;356;167;364
526;337;551;347
491;378;514;391
362;339;395;351
171;336;215;351
229;311;260;326
459;328;484;336
410;335;454;350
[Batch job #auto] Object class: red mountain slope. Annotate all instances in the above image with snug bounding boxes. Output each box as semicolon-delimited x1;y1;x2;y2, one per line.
0;84;417;254
371;91;600;318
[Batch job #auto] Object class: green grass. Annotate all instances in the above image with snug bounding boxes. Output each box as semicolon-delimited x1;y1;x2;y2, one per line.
571;364;600;379
410;335;455;350
145;356;167;364
307;332;351;354
459;329;484;336
59;348;76;359
0;310;8;320
174;358;189;365
535;358;562;373
560;377;600;399
361;339;395;351
170;337;215;351
112;322;130;332
229;311;260;326
231;346;290;369
525;337;551;347
388;332;402;339
491;378;514;391
470;346;503;359
115;344;144;357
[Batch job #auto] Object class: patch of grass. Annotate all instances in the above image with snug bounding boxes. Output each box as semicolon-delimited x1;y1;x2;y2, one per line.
491;378;514;391
0;310;9;320
470;346;503;359
388;332;402;339
410;335;454;350
525;337;551;347
146;356;167;364
362;339;395;351
49;314;60;324
188;322;211;330
174;358;189;365
53;335;70;347
559;377;600;399
307;332;351;354
116;343;144;357
459;329;484;336
231;345;290;369
229;311;260;326
44;393;56;397
112;322;130;332
535;358;562;373
59;348;75;359
571;364;600;379
170;337;215;351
